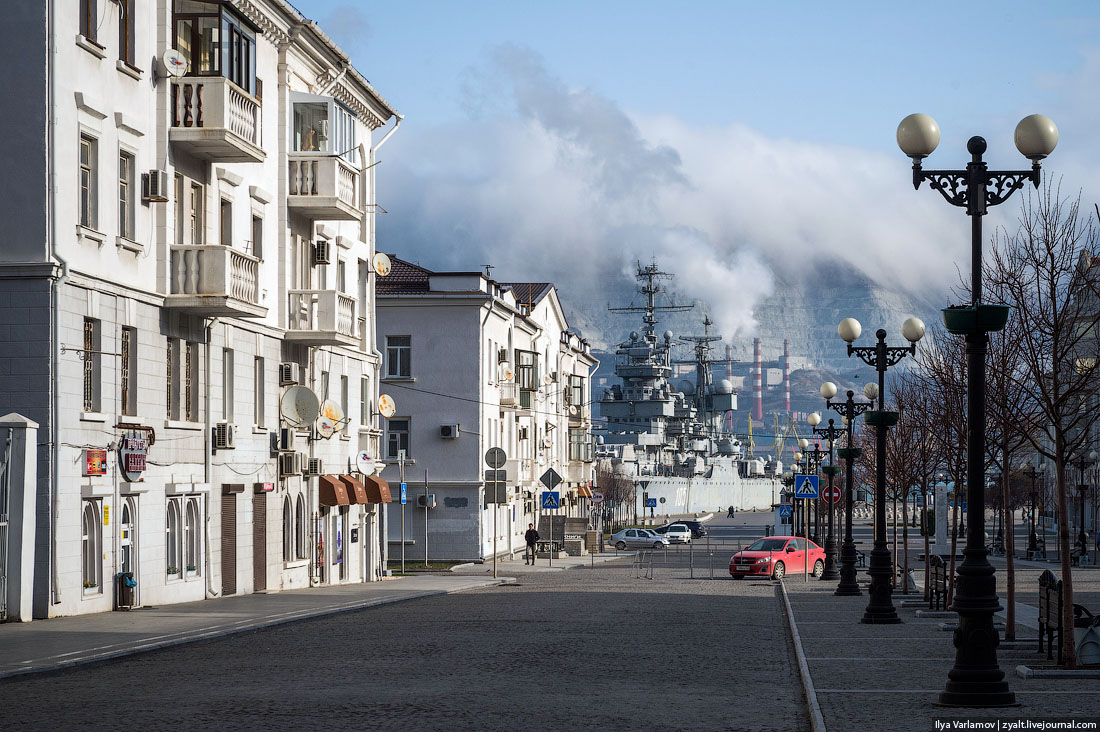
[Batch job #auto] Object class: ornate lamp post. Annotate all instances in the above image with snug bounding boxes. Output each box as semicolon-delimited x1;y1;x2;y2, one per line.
1024;462;1041;556
812;412;847;580
781;470;795;536
898;112;1057;706
1073;451;1096;556
796;442;809;537
838;316;925;624
804;441;829;546
824;383;874;596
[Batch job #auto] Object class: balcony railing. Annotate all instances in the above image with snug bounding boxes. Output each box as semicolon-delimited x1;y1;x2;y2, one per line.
170;77;264;163
166;245;266;318
286;289;359;346
287;155;361;220
499;382;518;407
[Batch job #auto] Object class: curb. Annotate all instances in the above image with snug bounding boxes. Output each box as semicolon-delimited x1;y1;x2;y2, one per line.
778;582;827;732
1016;664;1100;679
0;578;513;681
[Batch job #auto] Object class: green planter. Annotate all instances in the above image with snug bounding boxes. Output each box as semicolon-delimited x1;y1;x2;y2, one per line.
836;447;862;460
942;303;1011;335
822;465;842;476
863;410;899;427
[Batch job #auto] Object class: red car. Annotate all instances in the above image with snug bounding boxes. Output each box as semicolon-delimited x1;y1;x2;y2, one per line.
729;536;825;580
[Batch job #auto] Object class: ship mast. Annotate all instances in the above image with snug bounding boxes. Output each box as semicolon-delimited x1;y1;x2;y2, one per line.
608;262;693;338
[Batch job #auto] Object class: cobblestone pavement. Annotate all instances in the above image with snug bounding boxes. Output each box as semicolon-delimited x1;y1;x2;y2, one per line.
0;559;808;731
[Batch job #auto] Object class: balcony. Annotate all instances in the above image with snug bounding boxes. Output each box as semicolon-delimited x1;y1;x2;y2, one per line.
287;155;361;221
166;246;266;318
286;290;359;346
170;77;264;163
499;382;518;407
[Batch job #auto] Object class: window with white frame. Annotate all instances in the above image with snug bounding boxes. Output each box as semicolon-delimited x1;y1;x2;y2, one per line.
360;375;370;425
81;501;101;592
220;198;232;246
387;418;409;459
386;336;410;378
80;0;98;43
250;215;262;259
121;326;137;416
222;348;234;421
340;375;349;436
118;0;135;66
174;174;185;246
118;151;135;240
569;428;586;462
83;317;100;412
190;183;204;245
282;496;293;562
254;356;264;426
166;498;182;577
79;134;98;229
166;337;179;420
185;340;198;422
295;494;306;560
185;497;200;575
568;375;584;408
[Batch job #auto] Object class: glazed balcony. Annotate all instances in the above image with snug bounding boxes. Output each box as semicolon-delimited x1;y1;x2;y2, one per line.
286;290;359;346
287;155;361;221
170;77;264;163
166;246;266;318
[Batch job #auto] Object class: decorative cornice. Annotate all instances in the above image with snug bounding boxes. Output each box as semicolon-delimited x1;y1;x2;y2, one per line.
233;0;291;45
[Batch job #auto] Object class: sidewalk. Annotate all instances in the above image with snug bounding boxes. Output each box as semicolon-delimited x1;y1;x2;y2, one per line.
781;580;1100;732
454;550;627;574
0;574;509;680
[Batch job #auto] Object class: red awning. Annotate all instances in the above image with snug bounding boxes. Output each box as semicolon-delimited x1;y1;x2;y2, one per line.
318;475;350;507
340;474;369;504
364;475;393;503
577;485;593;498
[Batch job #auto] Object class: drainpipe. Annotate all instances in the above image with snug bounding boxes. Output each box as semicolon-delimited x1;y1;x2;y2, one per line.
46;0;64;607
204;317;219;597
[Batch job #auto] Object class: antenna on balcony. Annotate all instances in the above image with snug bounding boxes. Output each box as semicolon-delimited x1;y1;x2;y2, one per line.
156;48;188;85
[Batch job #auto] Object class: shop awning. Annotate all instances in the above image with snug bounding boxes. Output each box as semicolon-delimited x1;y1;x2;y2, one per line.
340;474;369;504
578;485;593;498
364;475;393;503
318;475;351;506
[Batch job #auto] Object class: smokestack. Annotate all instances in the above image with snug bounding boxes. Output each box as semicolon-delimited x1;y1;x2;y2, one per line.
784;339;791;413
753;338;763;421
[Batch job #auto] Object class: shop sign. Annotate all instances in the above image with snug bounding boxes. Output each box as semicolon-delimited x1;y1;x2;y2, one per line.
83;449;108;477
119;435;148;482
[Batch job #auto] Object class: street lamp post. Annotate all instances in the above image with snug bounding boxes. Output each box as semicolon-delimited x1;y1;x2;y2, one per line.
1073;451;1096;556
812;412;846;581
838;316;925;625
898;112;1057;706
1024;462;1041;556
804;440;829;546
824;384;874;596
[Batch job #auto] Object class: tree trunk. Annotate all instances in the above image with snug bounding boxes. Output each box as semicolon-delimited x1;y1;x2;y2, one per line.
892;490;899;588
922;480;931;604
1002;443;1015;642
1055;449;1077;668
947;482;960;607
902;491;910;594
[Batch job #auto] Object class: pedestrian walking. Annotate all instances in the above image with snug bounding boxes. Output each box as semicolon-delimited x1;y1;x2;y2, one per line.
524;523;539;565
727;505;735;519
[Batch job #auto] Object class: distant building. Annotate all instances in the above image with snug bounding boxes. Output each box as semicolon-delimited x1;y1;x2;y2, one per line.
376;258;598;561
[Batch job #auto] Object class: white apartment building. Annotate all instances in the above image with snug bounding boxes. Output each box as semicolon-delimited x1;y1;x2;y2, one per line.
376;258;598;562
0;0;400;619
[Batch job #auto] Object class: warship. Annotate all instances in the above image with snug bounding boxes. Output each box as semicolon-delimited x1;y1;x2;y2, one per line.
597;264;783;513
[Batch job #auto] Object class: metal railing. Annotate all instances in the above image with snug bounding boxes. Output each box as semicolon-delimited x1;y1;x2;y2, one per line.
0;428;12;621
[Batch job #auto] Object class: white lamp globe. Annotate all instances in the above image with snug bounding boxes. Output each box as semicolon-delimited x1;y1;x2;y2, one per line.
897;113;941;160
1014;114;1058;160
793;452;803;462
838;318;862;343
863;383;879;401
821;382;838;400
808;412;822;427
901;317;926;343
799;438;810;449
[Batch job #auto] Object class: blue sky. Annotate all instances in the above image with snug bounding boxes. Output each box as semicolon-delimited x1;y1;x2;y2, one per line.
294;1;1100;345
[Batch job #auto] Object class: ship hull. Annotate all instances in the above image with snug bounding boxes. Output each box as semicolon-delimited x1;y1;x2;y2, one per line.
640;472;780;515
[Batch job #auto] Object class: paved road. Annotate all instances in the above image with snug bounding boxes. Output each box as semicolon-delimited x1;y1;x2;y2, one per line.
0;558;807;731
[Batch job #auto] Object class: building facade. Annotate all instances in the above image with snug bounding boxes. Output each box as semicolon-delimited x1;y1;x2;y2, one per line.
376;259;598;562
0;0;399;619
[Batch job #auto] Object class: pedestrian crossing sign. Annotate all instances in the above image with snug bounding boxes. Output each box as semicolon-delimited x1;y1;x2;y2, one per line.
541;491;560;510
779;505;792;518
794;475;819;499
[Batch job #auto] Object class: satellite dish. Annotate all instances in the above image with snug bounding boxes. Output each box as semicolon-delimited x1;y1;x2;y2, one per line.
497;362;513;382
543;374;553;386
536;387;546;402
316;416;336;439
320;398;345;424
162;48;188;78
569;405;578;416
280;386;320;428
378;393;396;418
541;436;552;449
355;451;374;474
373;252;392;277
537;452;547;466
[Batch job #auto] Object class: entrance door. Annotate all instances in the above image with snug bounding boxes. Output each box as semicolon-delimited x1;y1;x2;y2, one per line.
253;492;266;592
120;498;135;574
221;494;237;595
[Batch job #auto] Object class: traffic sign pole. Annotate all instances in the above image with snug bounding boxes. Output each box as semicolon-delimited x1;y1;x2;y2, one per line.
399;451;406;575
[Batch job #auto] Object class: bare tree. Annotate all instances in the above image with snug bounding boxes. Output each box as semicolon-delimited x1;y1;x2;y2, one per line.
986;185;1100;667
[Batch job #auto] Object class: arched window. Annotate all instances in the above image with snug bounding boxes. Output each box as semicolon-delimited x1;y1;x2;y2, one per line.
282;496;293;562
295;494;306;560
120;498;135;575
185;498;200;575
82;502;100;592
166;499;182;577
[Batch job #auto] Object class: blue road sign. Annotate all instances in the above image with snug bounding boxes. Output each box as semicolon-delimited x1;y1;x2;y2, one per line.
645;498;657;508
794;475;820;499
541;491;560;510
779;505;793;517
400;482;407;505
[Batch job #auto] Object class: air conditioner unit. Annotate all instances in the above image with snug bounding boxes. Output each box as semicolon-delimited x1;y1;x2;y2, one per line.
279;451;302;477
440;424;460;439
417;493;436;509
142;169;169;202
304;457;323;477
518;427;529;440
279;362;300;386
313;240;332;265
497;348;508;363
277;427;296;452
213;422;236;449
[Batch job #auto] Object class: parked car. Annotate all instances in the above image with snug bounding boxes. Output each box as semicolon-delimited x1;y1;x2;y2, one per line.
653;523;692;544
610;528;670;550
729;536;825;580
677;520;709;539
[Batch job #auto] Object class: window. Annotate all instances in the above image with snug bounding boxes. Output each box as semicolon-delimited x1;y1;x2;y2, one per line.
254;356;264;426
569;375;585;408
515;350;539;390
175;174;185;246
79;135;97;229
386;336;410;378
569;428;586;462
250;215;262;259
118;151;134;240
80;0;97;42
82;317;100;412
337;259;346;293
320;371;329;401
172;1;257;95
222;348;234;421
81;501;101;591
166;498;182;576
340;375;349;436
118;0;135;65
185;498;200;574
360;376;370;425
185;341;198;422
291;93;357;163
167;338;179;419
387;418;409;459
121;326;137;416
295;494;306;559
190;183;203;245
220;199;232;246
282;496;293;562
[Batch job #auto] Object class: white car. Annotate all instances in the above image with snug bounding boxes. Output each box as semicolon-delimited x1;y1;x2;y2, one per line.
661;524;692;544
610;528;670;550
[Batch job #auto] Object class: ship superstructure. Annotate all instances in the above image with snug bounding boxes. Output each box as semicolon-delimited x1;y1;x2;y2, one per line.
598;264;782;513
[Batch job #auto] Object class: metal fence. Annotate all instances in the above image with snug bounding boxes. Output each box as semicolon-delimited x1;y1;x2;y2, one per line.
0;428;12;621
